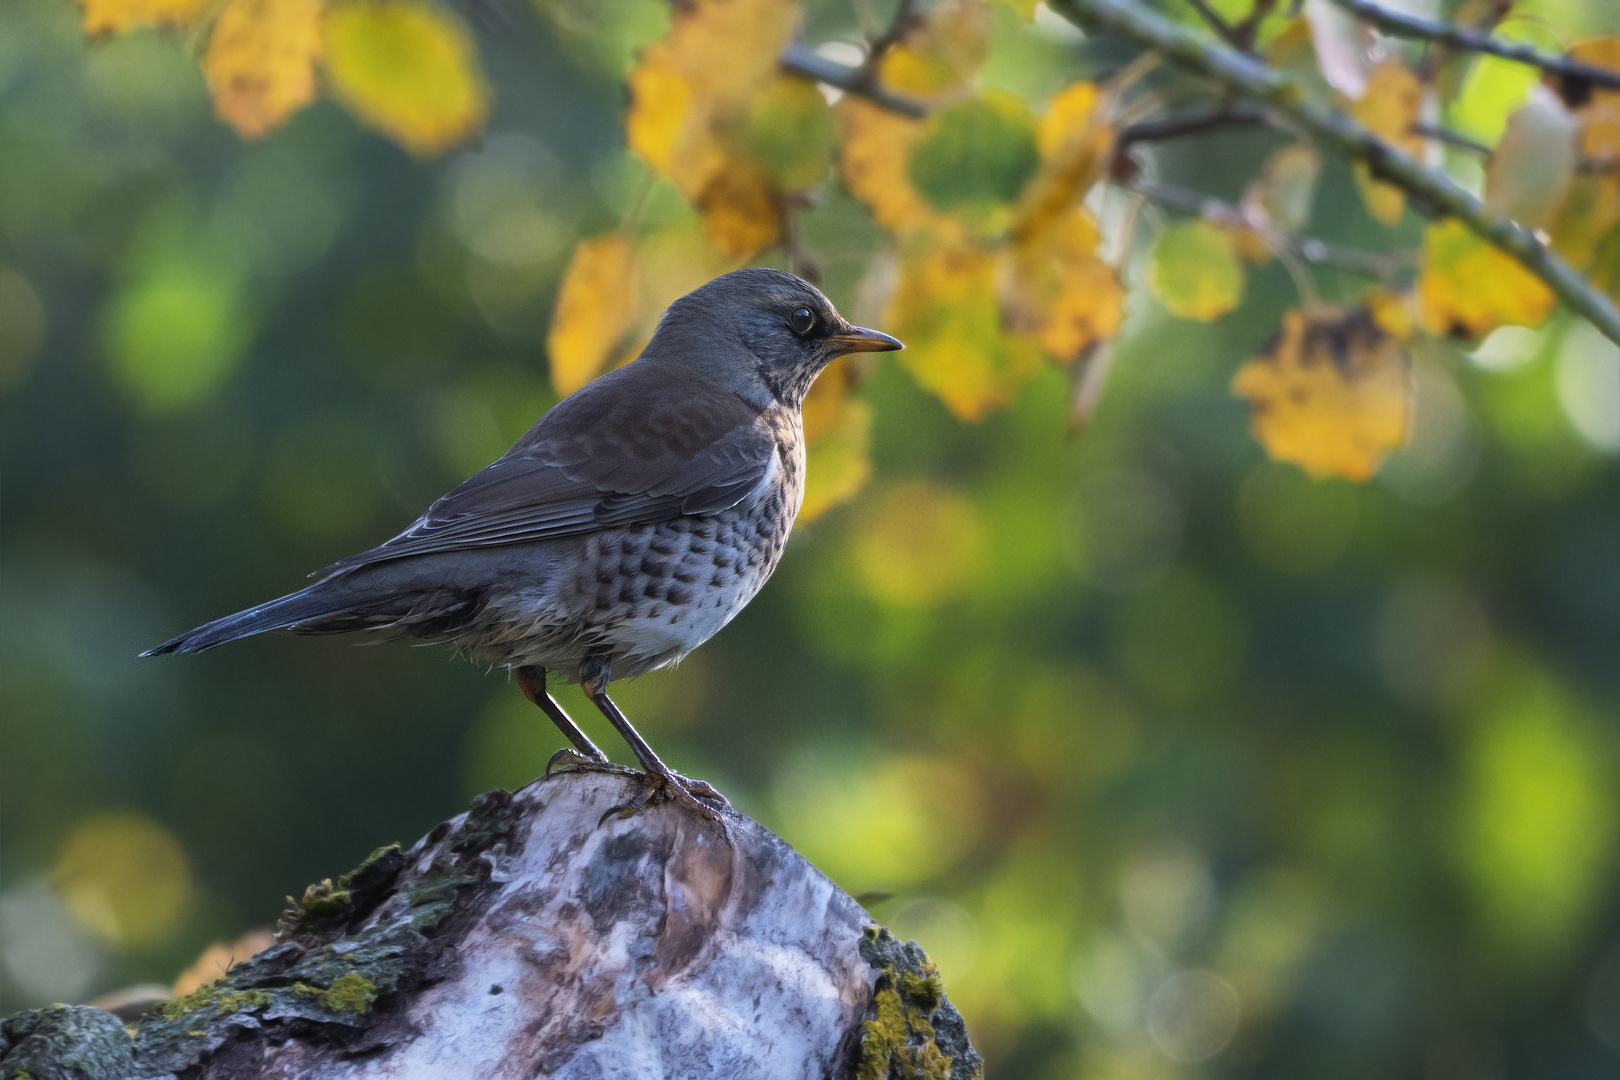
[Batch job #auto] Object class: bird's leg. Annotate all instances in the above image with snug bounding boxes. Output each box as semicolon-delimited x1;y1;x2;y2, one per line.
513;665;610;772
578;652;728;822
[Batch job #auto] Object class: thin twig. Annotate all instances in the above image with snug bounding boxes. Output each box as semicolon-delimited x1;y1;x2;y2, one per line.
1047;0;1620;344
1327;0;1620;93
779;42;928;118
1231;0;1277;52
864;0;918;72
1184;0;1246;52
1409;122;1492;156
1132;178;1408;282
1117;104;1269;147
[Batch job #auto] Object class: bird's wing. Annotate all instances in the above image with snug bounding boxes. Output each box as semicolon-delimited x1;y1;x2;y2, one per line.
319;365;774;575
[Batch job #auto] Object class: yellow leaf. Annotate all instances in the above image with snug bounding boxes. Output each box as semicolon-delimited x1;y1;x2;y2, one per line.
800;368;871;524
1564;38;1620;109
876;0;991;100
203;0;324;140
838;97;962;240
624;0;798;195
1419;219;1556;341
666;0;798;107
1148;219;1245;321
990;0;1036;18
546;234;639;396
694;160;782;259
1349;60;1425;225
1547;46;1620;283
1231;306;1411;482
886;243;1043;420
624;42;698;178
1365;288;1416;341
1002;209;1123;362
76;0;209;34
1548;159;1620;275
322;1;489;157
622;0;801;259
836;0;993;240
1015;80;1114;236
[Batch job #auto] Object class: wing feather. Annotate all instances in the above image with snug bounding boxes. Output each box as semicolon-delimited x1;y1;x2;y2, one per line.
319;363;773;575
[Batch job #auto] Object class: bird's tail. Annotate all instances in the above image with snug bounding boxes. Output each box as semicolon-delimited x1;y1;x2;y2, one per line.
142;578;378;656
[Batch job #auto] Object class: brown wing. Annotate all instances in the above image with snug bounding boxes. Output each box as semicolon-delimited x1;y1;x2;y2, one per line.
319;363;772;575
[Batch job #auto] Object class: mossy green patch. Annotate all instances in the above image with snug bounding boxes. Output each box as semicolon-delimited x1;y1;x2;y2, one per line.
279;843;407;935
317;974;377;1015
156;984;220;1021
156;983;273;1020
856;927;983;1080
215;991;273;1016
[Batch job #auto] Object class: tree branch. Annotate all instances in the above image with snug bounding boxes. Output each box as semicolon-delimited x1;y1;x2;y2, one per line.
1184;0;1247;52
1118;104;1269;147
864;0;918;72
1133;178;1411;282
1326;0;1620;93
1048;0;1620;344
1409;121;1492;156
779;42;928;118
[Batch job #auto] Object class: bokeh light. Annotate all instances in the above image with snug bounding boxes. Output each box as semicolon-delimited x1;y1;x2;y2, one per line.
852;480;986;608
52;812;193;948
771;750;985;891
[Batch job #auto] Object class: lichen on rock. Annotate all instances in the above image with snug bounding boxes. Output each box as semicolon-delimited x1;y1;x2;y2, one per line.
855;927;983;1080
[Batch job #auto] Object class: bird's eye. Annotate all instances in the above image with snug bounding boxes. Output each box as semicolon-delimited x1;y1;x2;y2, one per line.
788;307;817;336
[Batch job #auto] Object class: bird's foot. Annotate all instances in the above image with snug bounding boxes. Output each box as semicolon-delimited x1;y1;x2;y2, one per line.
545;747;608;777
600;768;729;825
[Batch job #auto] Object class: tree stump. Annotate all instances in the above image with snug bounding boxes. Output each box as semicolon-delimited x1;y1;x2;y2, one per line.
0;767;981;1080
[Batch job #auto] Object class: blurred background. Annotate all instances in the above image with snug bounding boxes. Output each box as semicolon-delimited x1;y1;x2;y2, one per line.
4;0;1620;1076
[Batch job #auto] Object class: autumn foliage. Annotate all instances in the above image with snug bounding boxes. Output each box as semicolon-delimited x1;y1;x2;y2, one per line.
69;0;1620;503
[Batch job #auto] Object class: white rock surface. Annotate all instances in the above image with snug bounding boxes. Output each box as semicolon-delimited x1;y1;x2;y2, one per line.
261;769;874;1079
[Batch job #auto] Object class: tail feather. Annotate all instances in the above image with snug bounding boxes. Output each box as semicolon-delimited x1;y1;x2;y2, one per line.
143;578;481;657
142;583;361;656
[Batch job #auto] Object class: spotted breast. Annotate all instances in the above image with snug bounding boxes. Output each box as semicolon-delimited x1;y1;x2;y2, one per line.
450;400;806;680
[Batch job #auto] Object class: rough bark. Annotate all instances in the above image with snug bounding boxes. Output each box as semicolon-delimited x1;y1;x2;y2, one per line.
0;767;981;1080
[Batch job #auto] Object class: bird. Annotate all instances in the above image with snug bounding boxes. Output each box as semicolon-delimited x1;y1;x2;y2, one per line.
143;268;903;821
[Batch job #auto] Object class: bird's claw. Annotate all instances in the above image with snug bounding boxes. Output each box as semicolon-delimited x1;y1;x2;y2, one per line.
546;747;607;777
680;776;729;807
599;769;728;825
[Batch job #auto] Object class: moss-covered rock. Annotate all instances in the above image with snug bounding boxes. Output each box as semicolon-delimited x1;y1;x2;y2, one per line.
855;927;983;1080
0;1005;144;1080
0;776;983;1079
0;790;518;1079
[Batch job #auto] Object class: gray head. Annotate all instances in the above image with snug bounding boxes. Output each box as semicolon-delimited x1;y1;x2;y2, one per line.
640;268;902;408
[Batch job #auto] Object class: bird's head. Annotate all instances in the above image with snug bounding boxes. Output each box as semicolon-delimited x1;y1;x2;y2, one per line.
643;267;903;408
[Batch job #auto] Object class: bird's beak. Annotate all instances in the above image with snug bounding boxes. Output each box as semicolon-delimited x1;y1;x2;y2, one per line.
828;325;904;353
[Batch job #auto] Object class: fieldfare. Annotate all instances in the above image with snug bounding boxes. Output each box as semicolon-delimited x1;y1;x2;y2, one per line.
145;268;903;819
